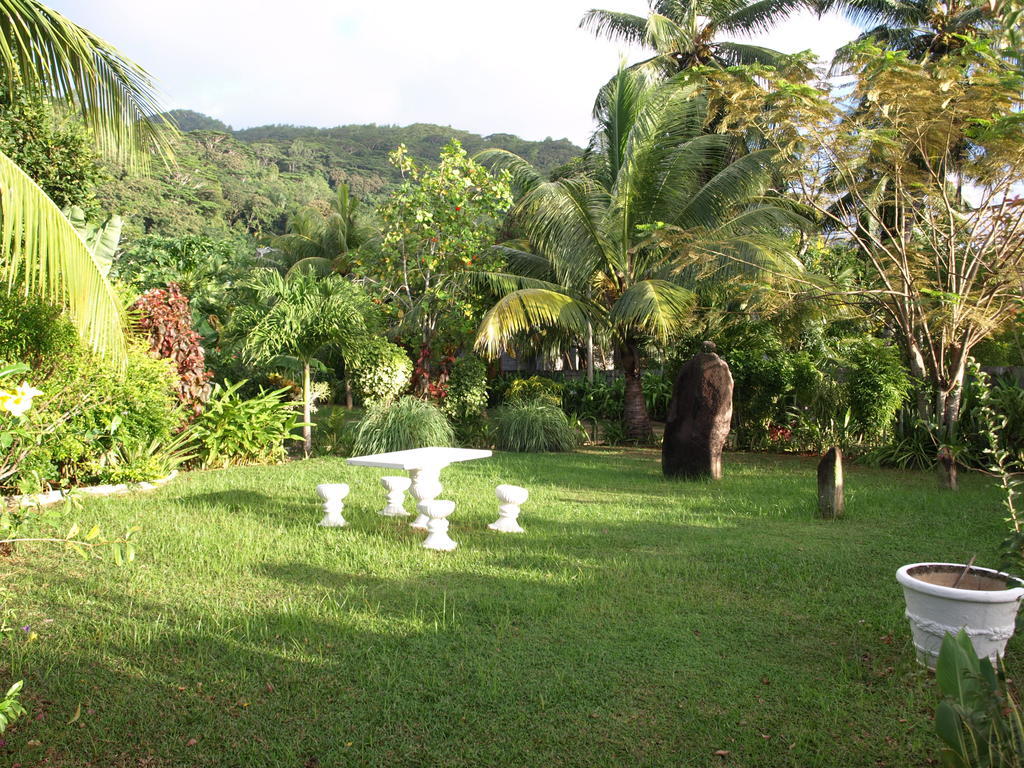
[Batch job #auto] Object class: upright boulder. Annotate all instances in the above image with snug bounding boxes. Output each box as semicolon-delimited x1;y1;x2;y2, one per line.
662;342;733;479
817;447;844;519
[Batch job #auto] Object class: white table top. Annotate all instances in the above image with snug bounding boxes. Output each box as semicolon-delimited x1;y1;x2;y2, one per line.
346;447;492;471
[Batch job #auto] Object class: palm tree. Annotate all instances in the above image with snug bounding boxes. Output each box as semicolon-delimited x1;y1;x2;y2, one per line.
235;270;373;454
825;0;996;68
268;184;378;278
580;0;803;75
476;68;805;441
0;0;172;365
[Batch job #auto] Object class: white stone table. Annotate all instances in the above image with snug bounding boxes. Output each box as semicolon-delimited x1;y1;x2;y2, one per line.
346;448;492;544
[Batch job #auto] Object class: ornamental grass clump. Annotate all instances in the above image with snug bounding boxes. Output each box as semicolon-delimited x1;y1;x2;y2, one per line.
352;396;453;455
494;402;581;453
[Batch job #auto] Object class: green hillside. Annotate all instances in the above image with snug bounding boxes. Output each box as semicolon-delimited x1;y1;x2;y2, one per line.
99;111;583;241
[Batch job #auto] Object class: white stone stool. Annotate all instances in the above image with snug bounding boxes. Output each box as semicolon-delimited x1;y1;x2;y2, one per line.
422;500;458;551
316;483;350;527
379;475;412;517
490;485;528;533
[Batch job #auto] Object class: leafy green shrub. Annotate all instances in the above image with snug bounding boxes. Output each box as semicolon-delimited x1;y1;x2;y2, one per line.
353;396;453;455
441;355;488;422
347;337;412;405
504;376;564;407
845;339;911;439
494;402;581;453
0;293;183;490
313;407;357;457
934;630;1024;768
188;381;302;468
562;377;624;421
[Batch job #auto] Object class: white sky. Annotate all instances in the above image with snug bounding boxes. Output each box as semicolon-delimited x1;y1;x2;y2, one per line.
49;0;859;146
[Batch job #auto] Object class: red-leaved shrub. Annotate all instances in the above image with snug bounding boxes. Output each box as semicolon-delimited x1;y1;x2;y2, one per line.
131;283;212;418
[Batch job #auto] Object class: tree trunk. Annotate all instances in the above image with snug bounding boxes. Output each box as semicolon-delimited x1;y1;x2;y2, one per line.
586;321;594;385
620;343;651;442
344;379;353;410
302;361;313;456
906;341;931;422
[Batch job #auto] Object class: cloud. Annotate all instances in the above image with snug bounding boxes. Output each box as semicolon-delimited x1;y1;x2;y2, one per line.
51;0;858;145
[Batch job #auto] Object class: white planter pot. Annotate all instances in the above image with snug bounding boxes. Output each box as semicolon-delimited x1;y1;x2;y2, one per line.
897;562;1024;668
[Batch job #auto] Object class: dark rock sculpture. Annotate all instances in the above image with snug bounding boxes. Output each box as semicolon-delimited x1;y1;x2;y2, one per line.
662;341;733;479
817;447;844;519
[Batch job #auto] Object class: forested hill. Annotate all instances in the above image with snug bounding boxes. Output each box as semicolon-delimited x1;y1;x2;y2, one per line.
231;122;581;185
99;110;582;242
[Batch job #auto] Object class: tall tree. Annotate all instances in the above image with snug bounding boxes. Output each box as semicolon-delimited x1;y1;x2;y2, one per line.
269;184;377;278
688;39;1024;436
0;0;172;365
235;270;374;454
476;67;806;441
362;140;511;388
581;0;802;75
826;0;997;68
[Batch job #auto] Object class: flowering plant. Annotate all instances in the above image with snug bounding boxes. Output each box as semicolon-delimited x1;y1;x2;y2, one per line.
0;363;42;486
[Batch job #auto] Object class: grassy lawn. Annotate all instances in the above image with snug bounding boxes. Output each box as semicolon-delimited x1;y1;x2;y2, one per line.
0;449;1014;767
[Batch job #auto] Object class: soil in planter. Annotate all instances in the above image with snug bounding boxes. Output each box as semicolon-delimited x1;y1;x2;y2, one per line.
908;564;1016;591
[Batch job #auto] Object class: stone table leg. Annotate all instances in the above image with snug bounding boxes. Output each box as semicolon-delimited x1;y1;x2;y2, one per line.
422;500;457;551
408;466;443;531
317;483;350;527
379;475;412;517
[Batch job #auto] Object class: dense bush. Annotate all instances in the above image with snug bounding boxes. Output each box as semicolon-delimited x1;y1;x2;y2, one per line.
352;396;453;455
0;293;183;491
347;337;412;405
562;377;623;421
494;402;581;453
312;407;357;457
561;373;671;424
845;338;911;439
440;355;490;447
504;376;564;407
441;355;488;422
187;381;302;468
132;283;213;418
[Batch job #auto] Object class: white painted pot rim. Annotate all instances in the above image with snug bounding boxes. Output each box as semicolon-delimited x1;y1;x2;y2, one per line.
897;562;1024;604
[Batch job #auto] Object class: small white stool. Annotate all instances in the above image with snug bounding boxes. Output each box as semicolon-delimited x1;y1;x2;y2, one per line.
316;483;350;527
490;485;528;533
379;475;412;517
422;500;458;551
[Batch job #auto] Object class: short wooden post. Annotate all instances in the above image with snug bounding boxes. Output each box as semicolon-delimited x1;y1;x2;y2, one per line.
817;447;844;519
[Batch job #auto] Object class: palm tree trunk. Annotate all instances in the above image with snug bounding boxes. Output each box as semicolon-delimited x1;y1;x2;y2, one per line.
586;321;595;385
302;361;313;456
620;342;651;442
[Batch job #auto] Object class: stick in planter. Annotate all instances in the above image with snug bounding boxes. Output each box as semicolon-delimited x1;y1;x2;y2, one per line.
951;555;977;589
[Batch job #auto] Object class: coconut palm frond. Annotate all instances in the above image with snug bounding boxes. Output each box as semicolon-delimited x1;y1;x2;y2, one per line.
0;149;126;364
579;8;648;45
0;0;173;163
475;288;595;358
517;177;611;289
285;257;335;279
673;149;776;230
491;245;557;281
717;0;806;35
607;279;694;342
714;42;792;67
474;149;543;196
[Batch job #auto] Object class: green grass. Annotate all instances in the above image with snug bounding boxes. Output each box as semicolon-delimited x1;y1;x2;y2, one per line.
1;449;1015;767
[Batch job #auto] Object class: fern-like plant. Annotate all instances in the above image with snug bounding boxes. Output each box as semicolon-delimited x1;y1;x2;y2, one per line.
494;402;582;453
352;396;454;455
